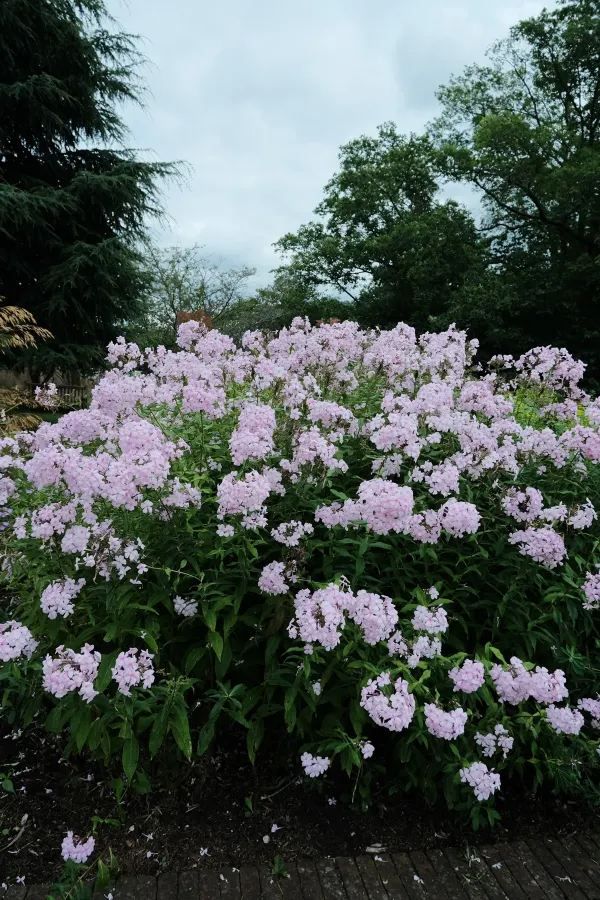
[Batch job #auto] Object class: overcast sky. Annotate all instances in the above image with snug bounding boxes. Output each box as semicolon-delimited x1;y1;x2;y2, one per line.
106;0;549;287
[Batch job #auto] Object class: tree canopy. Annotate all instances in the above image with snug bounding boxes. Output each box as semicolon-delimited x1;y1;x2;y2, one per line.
434;0;600;367
0;0;177;376
132;243;256;347
275;127;485;334
272;0;600;376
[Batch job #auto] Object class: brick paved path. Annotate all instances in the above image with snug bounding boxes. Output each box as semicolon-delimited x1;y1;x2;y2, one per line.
8;832;600;898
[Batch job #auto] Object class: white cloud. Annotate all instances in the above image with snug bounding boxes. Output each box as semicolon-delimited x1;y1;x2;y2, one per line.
106;0;551;286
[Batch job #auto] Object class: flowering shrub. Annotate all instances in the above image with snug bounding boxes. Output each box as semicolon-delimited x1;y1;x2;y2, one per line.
1;319;599;826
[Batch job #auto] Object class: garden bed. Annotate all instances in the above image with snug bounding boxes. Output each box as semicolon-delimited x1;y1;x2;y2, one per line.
1;724;597;884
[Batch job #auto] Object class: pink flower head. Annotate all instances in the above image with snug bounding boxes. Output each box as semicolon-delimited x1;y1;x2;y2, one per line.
258;561;289;595
112;648;155;696
424;703;467;740
546;705;584;735
582;572;600;610
411;605;448;635
360;673;415;732
449;659;485;694
300;752;330;778
61;831;95;864
439;499;480;538
459;762;501;801
508;527;566;568
0;620;38;662
40;577;85;620
360;740;375;759
290;584;349;650
43;644;100;702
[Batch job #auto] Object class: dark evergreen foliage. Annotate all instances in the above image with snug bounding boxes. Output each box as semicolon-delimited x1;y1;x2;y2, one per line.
0;0;177;375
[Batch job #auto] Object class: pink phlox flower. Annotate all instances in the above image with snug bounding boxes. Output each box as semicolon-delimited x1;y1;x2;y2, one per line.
112;648;155;696
61;831;95;864
449;659;485;694
300;752;330;778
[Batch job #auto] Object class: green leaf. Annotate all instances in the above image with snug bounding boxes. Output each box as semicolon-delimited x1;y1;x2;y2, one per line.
184;645;206;674
170;706;192;758
197;719;216;756
133;769;151;795
96;653;117;692
149;703;171;758
45;705;65;734
246;719;264;764
122;734;139;781
208;631;224;660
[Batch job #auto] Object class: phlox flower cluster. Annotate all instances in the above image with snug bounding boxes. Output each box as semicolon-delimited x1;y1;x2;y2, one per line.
578;697;600;728
424;703;468;740
449;659;485;694
173;595;198;617
507;527;567;568
411;605;449;635
491;658;568;705
40;577;85;619
360;740;375;759
360;673;416;732
289;584;398;649
42;644;100;702
229;403;276;465
271;520;314;547
258;561;290;595
1;318;600;813
34;382;58;409
61;831;95;864
502;487;544;523
474;724;514;758
582;572;600;610
0;621;38;662
300;752;331;778
217;468;283;526
545;705;584;735
459;762;501;801
112;648;155;696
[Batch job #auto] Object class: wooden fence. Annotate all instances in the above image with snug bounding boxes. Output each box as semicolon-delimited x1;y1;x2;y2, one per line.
31;383;91;408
